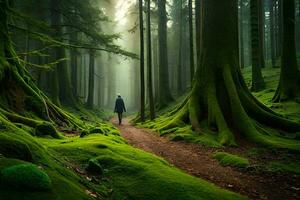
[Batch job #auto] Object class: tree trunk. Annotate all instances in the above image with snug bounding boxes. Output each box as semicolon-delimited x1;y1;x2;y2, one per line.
157;0;173;108
139;0;145;121
273;0;300;102
87;49;95;107
188;0;195;83
195;0;201;69
250;0;265;91
270;0;276;68
177;0;183;95
239;0;245;69
149;0;300;151
70;32;78;98
147;0;155;120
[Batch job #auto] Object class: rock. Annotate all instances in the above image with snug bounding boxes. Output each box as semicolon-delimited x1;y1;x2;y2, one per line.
86;159;103;175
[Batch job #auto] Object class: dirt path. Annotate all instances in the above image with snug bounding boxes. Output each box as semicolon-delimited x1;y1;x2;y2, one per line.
110;117;300;200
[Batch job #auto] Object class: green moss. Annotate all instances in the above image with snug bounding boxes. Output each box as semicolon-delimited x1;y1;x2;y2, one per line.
212;152;250;168
35;123;61;139
266;162;300;174
0;134;33;161
0;164;52;191
41;134;247;200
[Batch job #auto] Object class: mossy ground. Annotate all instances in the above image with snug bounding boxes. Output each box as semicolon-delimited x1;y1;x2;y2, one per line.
0;106;248;200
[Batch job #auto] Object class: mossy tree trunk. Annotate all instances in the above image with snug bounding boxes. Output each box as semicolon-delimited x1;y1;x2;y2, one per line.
239;0;245;69
195;0;201;69
157;0;173;108
250;0;265;92
152;0;300;150
273;0;300;102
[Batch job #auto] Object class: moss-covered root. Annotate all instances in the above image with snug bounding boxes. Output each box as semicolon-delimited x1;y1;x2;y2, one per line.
212;152;250;168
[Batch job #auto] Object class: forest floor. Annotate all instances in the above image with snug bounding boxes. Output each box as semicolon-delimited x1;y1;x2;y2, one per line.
111;117;300;200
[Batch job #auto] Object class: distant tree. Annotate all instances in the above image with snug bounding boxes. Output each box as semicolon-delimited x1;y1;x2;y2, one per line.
273;0;300;102
139;0;145;121
250;0;265;91
87;49;95;108
147;0;155;120
269;0;276;68
157;0;173;107
188;0;195;82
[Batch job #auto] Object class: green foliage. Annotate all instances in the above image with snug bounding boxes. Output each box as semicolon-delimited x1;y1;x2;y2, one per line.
0;164;52;191
212;152;250;168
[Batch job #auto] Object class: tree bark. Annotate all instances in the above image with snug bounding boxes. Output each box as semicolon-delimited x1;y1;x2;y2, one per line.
270;0;276;68
188;0;195;83
157;0;173;108
273;0;300;102
177;0;183;95
250;0;265;91
139;0;145;121
87;49;95;107
147;0;155;120
239;0;245;69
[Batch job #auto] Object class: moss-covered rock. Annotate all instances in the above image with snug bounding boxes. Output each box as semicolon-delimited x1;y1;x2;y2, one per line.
212;152;250;168
86;158;103;175
35;123;60;139
0;135;33;162
80;130;89;138
89;127;104;134
0;164;52;191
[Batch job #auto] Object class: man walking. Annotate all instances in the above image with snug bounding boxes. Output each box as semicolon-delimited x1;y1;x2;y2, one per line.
114;93;126;125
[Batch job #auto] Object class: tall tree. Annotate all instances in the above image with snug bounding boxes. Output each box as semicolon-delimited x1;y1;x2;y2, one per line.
147;0;155;120
195;0;201;69
188;0;195;83
269;0;276;68
87;49;95;107
273;0;300;102
157;0;173;107
176;0;183;95
150;0;300;150
250;0;265;91
239;0;245;69
139;0;145;121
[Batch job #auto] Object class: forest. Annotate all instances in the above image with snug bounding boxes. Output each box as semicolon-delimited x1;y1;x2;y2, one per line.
0;0;300;199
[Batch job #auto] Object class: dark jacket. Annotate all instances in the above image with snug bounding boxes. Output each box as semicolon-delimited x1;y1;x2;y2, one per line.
114;97;126;113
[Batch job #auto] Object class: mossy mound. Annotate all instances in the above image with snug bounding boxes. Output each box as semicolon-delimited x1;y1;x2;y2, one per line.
212;152;250;168
0;164;52;191
0;134;33;162
35;123;60;139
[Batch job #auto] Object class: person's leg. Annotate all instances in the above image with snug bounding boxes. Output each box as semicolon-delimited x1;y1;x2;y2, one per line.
120;112;123;124
118;112;121;125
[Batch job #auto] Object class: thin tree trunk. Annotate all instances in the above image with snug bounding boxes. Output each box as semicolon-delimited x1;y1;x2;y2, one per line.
87;49;95;107
139;0;145;121
250;0;265;91
270;0;276;68
195;0;201;69
188;0;195;84
147;0;155;120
